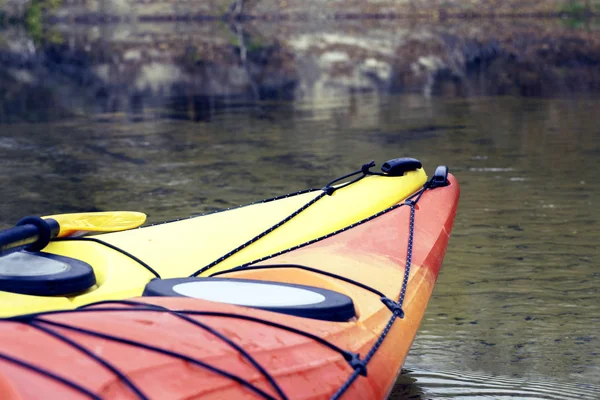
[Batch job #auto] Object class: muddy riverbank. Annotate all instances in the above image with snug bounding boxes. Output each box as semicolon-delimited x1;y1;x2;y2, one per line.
2;0;599;21
2;18;600;124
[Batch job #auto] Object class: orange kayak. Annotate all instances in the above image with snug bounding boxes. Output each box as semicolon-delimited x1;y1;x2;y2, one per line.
0;163;459;399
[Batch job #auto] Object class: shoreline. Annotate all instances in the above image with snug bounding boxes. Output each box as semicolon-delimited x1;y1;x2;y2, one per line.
0;16;599;123
2;0;600;23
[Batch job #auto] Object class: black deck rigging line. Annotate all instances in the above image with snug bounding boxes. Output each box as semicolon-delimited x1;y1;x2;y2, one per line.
73;303;356;364
26;321;150;400
191;161;386;277
78;299;289;400
0;170;439;399
191;191;327;277
46;163;415;283
330;313;399;400
331;200;418;399
321;161;376;195
201;185;426;398
398;201;416;307
141;187;322;228
54;237;161;279
120;160;393;231
30;317;278;400
7;300;351;399
210;185;426;399
0;351;102;400
5;305;353;363
215;184;427;276
210;264;404;316
143;161;382;230
226;185;427;273
216;200;411;274
210;264;387;299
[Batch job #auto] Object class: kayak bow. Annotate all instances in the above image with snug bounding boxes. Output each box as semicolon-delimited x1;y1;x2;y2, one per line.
0;158;460;400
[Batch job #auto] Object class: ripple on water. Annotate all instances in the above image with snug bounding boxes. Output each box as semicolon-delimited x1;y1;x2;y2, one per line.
391;368;600;400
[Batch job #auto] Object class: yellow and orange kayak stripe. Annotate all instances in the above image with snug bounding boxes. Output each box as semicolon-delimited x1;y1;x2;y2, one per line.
0;174;460;400
1;167;426;317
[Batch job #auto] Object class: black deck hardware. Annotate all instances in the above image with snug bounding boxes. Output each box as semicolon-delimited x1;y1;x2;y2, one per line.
0;217;60;255
0;159;452;400
429;165;450;188
380;158;422;176
143;277;357;322
0;251;96;296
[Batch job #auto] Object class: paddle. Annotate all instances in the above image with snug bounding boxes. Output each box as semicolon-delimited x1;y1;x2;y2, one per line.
0;211;146;255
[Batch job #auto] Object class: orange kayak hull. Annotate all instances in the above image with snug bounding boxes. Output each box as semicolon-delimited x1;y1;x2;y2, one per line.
0;175;459;399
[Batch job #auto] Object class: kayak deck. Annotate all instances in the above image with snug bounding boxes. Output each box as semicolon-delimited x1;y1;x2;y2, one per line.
0;172;460;399
0;166;426;317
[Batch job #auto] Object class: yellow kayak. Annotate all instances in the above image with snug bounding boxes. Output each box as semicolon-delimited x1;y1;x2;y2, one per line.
0;161;427;317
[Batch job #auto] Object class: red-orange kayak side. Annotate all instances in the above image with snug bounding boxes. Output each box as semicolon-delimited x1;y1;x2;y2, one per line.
0;175;459;399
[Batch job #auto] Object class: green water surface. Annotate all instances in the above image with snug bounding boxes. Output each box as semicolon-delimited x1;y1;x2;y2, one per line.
0;91;598;398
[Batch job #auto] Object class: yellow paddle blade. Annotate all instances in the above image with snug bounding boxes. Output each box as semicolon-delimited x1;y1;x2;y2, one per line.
42;211;147;238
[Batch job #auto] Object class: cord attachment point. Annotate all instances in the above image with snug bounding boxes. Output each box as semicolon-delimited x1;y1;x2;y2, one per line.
323;186;336;196
381;297;405;318
348;353;368;377
361;160;376;174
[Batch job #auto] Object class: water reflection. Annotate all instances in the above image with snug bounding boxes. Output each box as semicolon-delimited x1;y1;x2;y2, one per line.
2;19;600;124
391;368;600;399
0;21;301;124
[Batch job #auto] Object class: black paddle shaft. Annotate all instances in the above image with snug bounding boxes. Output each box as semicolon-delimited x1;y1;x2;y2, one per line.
0;217;60;255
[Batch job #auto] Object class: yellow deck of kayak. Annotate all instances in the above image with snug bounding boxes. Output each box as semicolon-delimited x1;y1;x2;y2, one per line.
0;169;426;317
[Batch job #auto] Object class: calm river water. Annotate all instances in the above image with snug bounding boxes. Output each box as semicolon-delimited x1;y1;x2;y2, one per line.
1;44;599;399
